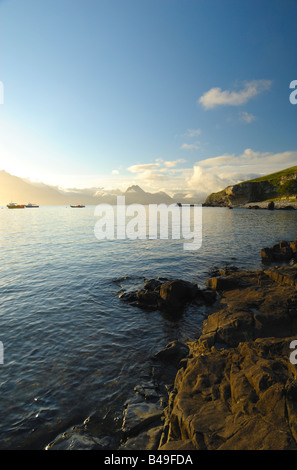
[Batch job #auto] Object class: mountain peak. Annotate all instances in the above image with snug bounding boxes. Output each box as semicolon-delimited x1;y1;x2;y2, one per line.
125;185;145;193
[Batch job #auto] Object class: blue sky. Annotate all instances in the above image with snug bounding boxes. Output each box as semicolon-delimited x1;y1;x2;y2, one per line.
1;0;297;198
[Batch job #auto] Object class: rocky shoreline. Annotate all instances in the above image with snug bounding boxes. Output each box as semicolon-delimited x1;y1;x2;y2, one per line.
120;237;297;451
204;200;297;210
46;237;297;451
157;238;297;450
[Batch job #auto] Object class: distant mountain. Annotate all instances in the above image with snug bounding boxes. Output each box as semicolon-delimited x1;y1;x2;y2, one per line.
204;166;297;206
124;185;174;204
0;170;176;206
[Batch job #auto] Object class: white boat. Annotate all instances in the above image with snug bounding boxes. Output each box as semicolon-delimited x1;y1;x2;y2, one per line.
25;203;39;208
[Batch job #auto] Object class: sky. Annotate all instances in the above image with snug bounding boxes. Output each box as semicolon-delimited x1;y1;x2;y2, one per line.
1;0;297;200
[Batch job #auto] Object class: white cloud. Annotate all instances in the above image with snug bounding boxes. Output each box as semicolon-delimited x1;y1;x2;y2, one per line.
198;80;272;109
184;148;297;200
239;111;256;123
184;128;202;137
127;163;160;173
180;142;200;150
112;169;120;175
164;158;186;168
198;148;297;173
187;165;231;194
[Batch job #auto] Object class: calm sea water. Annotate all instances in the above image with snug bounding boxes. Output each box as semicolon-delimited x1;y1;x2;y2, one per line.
0;205;296;449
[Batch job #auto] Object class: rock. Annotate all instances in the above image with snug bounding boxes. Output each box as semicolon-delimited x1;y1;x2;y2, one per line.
198;288;217;305
157;258;297;450
121;400;163;438
203;167;297;207
119;278;203;313
153;341;190;368
159;280;199;310
206;276;242;291
200;266;297;348
144;279;162;291
45;430;106;450
261;239;297;264
204;180;276;207
160;337;297;450
119;426;163;450
134;383;160;401
159;439;196;450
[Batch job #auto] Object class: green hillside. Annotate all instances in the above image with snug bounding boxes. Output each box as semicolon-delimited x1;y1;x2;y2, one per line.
204;166;297;206
245;166;297;186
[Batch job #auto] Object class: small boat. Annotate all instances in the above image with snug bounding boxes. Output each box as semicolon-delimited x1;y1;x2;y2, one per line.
176;203;197;207
25;203;39;208
7;202;25;209
70;204;85;208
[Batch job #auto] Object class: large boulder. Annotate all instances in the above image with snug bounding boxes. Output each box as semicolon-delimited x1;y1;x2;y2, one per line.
119;278;212;313
159;280;199;310
261;239;297;264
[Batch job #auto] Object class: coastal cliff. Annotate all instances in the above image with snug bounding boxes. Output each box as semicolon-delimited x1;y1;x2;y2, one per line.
204;166;297;207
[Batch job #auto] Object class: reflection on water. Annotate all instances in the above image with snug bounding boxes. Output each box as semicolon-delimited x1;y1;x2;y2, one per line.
0;206;296;449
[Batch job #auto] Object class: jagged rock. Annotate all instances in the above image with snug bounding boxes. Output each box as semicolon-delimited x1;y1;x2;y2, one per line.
160;337;297;450
45;430;106;450
158;261;297;450
153;341;190;368
261;238;297;264
119;426;163;450
121;400;163;438
200;266;297;347
159;280;199;310
119;278;212;313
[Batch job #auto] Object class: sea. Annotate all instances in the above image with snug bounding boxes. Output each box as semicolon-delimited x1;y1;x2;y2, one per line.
0;204;296;450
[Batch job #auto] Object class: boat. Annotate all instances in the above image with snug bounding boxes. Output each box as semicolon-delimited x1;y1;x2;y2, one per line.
70;204;85;208
176;203;197;207
7;203;25;209
25;203;39;208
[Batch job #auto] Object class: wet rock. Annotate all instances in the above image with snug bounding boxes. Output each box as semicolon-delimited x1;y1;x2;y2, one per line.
121;400;163;439
158;259;297;450
206;275;243;292
261;238;297;264
144;279;162;291
153;341;190;368
45;429;107;450
159;279;198;310
119;278;208;313
119;425;163;450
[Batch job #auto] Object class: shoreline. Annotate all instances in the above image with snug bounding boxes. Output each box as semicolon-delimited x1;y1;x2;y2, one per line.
204;199;297;210
158;238;297;450
45;236;297;451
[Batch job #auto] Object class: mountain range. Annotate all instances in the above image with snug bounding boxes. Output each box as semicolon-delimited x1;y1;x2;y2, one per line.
0;170;178;206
